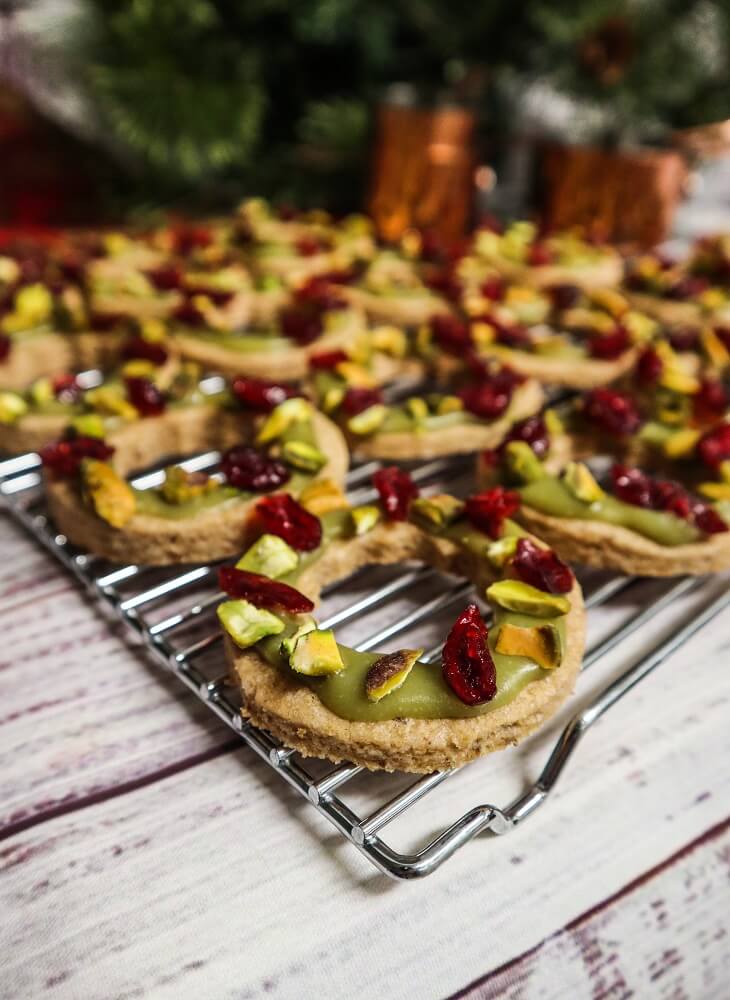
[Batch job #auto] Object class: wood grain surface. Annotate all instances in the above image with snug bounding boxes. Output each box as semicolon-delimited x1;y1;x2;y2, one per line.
1;507;729;1000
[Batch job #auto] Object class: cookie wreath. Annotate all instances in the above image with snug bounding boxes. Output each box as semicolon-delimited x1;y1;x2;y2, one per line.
41;393;348;565
476;373;730;576
221;470;585;773
623;250;730;328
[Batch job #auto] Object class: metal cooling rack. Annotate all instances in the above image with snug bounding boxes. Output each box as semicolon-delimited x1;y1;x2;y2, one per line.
1;447;729;880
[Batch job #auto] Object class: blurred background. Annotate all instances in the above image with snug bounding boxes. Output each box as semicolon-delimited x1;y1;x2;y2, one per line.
1;0;729;244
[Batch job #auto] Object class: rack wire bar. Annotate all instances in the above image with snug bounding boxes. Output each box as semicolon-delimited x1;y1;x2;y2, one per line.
1;449;726;880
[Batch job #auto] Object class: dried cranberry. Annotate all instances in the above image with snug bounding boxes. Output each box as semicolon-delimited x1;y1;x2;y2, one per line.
490;316;531;348
280;305;323;345
218;566;314;614
231;376;299;413
480;276;505;301
341;387;383;416
548;283;581;311
372;466;419;521
665;276;709;301
714;325;730;351
125;376;166;416
527;243;553;266
221;445;290;492
145;265;182;291
0;333;11;362
651;479;692;520
589;325;630;360
668;326;700;352
51;373;82;404
636;347;663;385
40;436;114;478
512;538;573;594
418;229;445;262
430;315;471;356
91;311;132;333
173;298;207;328
295;276;348;309
693;378;728;423
255;493;322;551
458;368;520;420
464;487;520;539
186;285;234;307
296;235;324;257
424;268;462;302
582;388;642;437
693;503;729;535
309;350;349;370
172;225;212;255
611;464;653;508
697;424;730;470
442;603;496;705
500;415;550;459
121;335;169;366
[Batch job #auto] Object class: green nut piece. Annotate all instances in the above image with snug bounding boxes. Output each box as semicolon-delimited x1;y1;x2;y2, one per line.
346;403;388;436
544;408;564;436
217;599;285;649
161;466;218;504
494;621;563;670
485;534;519;568
236;533;299;579
280;618;317;657
288;628;344;676
436;395;463;416
281;439;326;473
365;648;423;702
371;325;407;358
15;283;53;324
71;413;106;438
405;397;429;423
29;378;54;406
85;386;138;420
410;494;464;530
719;461;730;485
562;462;604;503
486;580;570;618
322;385;346;413
256;397;310;444
350;504;381;536
0;391;28;425
504;441;546;484
80;459;136;528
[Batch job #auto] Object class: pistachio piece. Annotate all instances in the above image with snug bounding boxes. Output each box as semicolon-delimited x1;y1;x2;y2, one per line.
697;482;730;501
589;288;627;318
322;385;346;413
486;535;519;568
217;599;284;648
29;378;53;406
346;403;388;435
71;413;106;438
351;504;381;535
495;621;563;669
365;648;423;701
623;310;657;342
161;466;218;504
562;462;604;503
14;283;53;324
335;361;377;388
700;327;730;368
80;459;136;528
371;325;407;358
472;321;496;347
0;391;28;424
662;428;701;459
256;397;311;444
85;386;138;420
504;441;547;484
299;478;349;515
658;368;700;395
486;580;570;617
121;359;158;379
236;533;299;579
405;397;429;423
280;618;317;657
436;395;463;415
289;628;344;676
281;439;326;473
544;408;564;436
410;494;464;529
415;324;433;358
140;318;168;343
719;461;730;485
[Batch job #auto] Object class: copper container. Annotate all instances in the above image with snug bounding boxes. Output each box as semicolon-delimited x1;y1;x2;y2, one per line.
368;97;475;243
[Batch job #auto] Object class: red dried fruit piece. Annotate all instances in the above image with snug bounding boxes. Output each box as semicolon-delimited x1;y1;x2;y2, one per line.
490;316;531;348
372;466;419;521
40;436;114;478
548;283;581;311
693;503;729;535
500;415;549;459
424;268;462;302
255;493;322;551
652;479;692;520
418;229;445;262
527;243;553;266
295;275;348;308
693;378;728;423
125;376;166;416
309;349;349;370
458;369;518;420
90;311;132;332
51;373;82;404
480;276;505;301
430;314;471;355
0;333;10;362
218;566;314;614
583;388;642;436
636;347;663;385
186;284;234;307
145;265;182;291
296;235;325;257
669;326;700;352
611;464;653;508
121;335;169;366
231;376;299;413
279;304;324;345
221;445;290;492
588;324;630;360
464;487;520;539
172;225;212;255
442;603;497;706
697;423;730;470
172;298;207;328
665;276;709;301
512;538;573;594
341;387;383;416
714;325;730;351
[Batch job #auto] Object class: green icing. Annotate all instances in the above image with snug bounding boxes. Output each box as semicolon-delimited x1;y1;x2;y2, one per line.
177;329;291;353
519;477;701;546
378;407;477;434
133;485;244;519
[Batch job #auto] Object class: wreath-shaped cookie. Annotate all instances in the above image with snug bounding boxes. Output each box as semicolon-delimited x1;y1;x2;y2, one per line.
220;469;586;772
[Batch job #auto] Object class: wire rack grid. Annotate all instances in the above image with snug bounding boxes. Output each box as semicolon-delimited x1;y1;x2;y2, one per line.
1;445;728;881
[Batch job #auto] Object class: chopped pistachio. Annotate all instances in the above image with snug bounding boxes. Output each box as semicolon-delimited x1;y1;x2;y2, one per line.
351;504;381;535
280;618;317;657
29;378;54;406
472;321;496;347
700;326;730;368
662;428;701;459
697;481;730;501
281;439;326;473
415;324;433;358
371;325;407;358
80;459;136;528
410;494;464;529
322;385;346;413
658;368;700;395
140;318;168;343
365;648;423;701
289;628;344;676
504;442;547;484
71;413;106;438
486;580;570;617
486;535;519;569
719;461;730;485
335;361;377;388
256;397;311;444
0;391;28;424
161;466;217;504
346;403;388;436
562;462;604;503
495;622;562;669
299;478;349;515
405;397;429;423
218;599;284;649
436;395;463;415
236;533;299;578
120;359;158;379
544;408;564;436
85;386;138;420
14;284;53;324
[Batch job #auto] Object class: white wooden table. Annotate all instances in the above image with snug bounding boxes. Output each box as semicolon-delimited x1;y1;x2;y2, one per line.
1;500;729;1000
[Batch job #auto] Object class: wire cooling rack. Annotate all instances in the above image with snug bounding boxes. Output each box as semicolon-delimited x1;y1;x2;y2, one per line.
1;446;729;880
